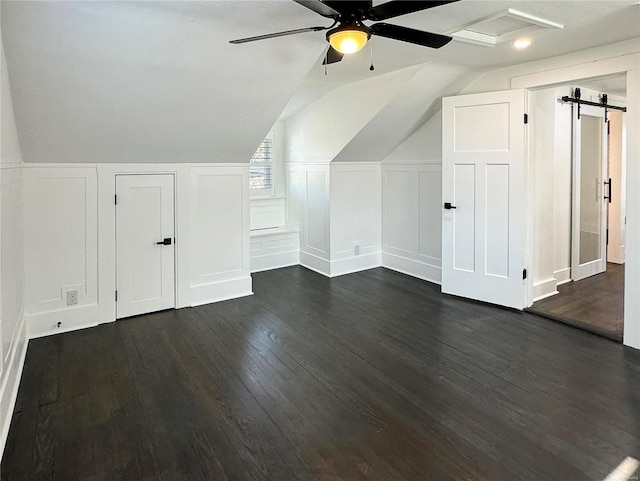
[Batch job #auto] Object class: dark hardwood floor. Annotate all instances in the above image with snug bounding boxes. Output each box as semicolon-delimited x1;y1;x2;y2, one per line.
529;263;625;341
2;266;639;481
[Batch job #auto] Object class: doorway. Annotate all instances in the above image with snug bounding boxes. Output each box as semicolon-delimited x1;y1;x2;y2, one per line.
115;174;176;319
528;84;626;341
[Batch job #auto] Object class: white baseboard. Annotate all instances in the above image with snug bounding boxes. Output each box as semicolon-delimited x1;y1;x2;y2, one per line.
0;313;28;458
382;252;441;285
300;250;382;277
299;250;331;277
190;276;253;307
250;250;299;273
329;252;381;277
27;304;101;339
533;277;559;302
554;267;572;286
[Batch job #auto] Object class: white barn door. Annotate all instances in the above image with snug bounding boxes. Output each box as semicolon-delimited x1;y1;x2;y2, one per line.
442;89;526;310
116;174;175;319
571;104;608;281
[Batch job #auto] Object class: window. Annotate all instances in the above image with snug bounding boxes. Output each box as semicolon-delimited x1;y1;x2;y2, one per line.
250;131;274;197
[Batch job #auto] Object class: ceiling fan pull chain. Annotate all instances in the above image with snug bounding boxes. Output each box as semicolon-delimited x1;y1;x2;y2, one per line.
369;37;375;71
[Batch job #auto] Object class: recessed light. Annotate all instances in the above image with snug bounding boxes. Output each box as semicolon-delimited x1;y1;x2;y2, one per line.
513;38;531;49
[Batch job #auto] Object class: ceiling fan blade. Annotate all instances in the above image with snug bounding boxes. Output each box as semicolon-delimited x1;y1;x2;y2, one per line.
367;1;459;21
230;26;327;44
322;46;344;65
370;23;452;48
293;0;340;18
323;1;372;14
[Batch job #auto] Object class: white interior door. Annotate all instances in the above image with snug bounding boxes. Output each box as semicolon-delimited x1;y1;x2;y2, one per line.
116;174;175;319
442;89;526;310
571;105;608;281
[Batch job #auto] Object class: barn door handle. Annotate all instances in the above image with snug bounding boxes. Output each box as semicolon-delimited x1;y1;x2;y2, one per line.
604;178;612;203
444;202;457;210
156;238;172;245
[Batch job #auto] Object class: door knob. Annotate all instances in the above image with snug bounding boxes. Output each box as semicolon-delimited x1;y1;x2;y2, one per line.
444;202;457;210
156;238;172;245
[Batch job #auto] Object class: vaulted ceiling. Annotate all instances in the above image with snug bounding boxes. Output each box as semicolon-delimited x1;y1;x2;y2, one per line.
1;1;639;164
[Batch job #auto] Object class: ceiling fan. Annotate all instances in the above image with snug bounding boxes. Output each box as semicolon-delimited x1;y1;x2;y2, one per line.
230;1;459;65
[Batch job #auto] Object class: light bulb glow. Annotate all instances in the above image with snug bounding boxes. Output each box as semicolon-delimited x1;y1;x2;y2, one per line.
329;29;369;54
513;38;531;49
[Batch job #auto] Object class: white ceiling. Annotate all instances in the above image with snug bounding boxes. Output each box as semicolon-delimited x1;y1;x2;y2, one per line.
1;1;638;163
281;0;640;118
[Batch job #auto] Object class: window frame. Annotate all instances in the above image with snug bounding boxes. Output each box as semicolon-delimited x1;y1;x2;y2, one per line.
249;130;275;199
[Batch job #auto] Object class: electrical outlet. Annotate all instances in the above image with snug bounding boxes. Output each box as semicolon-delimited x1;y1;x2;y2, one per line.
353;244;361;256
66;290;78;306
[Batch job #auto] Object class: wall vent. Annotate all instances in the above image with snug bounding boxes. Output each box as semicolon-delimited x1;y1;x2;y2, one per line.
447;8;563;47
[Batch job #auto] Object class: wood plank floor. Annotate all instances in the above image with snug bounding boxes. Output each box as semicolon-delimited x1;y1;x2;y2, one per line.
2;266;639;481
529;263;625;341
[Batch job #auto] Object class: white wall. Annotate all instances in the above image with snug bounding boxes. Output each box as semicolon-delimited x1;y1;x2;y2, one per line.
286;162;381;277
23;163;252;338
381;162;442;284
189;165;252;306
528;87;573;301
23;166;99;336
380;110;444;285
287;163;331;274
552;95;573;285
329;163;381;276
624;69;640;350
0;35;27;458
607;109;626;264
0;163;25;456
385;111;443;163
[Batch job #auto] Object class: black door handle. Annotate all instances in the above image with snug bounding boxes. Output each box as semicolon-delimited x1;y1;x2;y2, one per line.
444;202;457;210
156;238;172;245
604;178;612;203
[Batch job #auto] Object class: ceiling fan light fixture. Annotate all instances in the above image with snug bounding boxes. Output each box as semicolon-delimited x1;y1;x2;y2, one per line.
327;25;371;54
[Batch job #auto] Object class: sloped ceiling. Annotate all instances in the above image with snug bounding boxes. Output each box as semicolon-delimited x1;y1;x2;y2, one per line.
333;62;477;162
285;65;420;163
2;1;639;165
1;1;327;163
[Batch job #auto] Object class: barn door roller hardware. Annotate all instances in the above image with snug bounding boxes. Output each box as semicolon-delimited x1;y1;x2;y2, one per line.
560;88;626;120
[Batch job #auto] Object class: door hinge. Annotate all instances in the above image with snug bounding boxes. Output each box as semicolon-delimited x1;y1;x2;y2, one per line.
524;113;529;124
607;121;610;135
523;269;527;280
114;194;118;205
606;228;609;246
115;290;118;302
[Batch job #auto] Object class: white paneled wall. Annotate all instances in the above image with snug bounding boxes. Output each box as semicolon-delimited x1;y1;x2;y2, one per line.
250;228;300;273
330;163;381;276
1;37;27;455
382;163;442;284
0;164;26;455
21;163;252;337
287;163;331;274
250;197;286;230
24;166;99;336
287;162;381;277
189;165;252;306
